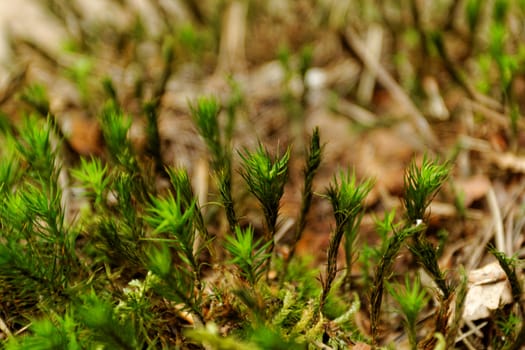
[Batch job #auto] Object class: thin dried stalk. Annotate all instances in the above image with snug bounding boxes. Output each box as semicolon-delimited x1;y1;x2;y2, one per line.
341;26;438;148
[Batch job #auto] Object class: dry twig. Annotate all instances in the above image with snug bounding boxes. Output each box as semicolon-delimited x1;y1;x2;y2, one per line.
487;185;506;254
341;27;438;148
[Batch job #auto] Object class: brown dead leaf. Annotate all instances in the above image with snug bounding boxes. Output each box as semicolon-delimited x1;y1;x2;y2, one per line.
357;127;415;196
463;262;513;321
454;174;491;207
427;201;456;226
61;112;103;156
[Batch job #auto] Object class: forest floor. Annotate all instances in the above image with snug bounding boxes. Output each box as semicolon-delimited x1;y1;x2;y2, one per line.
1;1;525;349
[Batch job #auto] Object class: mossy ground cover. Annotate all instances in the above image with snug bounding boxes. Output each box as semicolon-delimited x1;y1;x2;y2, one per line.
0;1;524;349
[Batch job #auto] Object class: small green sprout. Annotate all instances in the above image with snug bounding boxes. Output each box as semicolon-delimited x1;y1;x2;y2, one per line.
145;192;199;276
466;0;482;32
239;143;291;252
288;127;323;264
100;104;138;174
404;155;451;300
409;239;450;298
143;101;164;174
320;170;373;311
402;155;453;346
19;84;50;117
370;222;424;346
490;247;522;302
71;157;110;208
144;189;205;320
387;275;430;350
488;247;525;350
64;56;93;103
167;167;210;247
224;226;272;286
16;116;57;180
496;313;521;348
190;96;223;167
403;155;449;223
190;96;238;231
